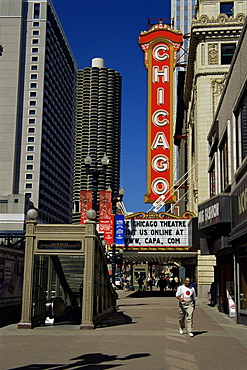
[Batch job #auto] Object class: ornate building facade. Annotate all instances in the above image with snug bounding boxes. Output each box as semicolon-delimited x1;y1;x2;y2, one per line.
175;0;247;298
199;16;247;324
176;0;246;214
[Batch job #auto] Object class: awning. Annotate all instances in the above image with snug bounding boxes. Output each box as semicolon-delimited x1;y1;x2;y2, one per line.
121;251;198;264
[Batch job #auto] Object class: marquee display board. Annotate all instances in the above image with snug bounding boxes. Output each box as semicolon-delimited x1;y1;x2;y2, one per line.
124;218;189;251
139;24;183;204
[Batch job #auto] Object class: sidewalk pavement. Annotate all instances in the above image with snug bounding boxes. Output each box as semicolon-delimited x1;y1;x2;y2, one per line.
0;289;247;370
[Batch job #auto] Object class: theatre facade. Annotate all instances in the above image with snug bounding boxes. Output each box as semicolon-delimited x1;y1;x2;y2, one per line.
195;17;247;325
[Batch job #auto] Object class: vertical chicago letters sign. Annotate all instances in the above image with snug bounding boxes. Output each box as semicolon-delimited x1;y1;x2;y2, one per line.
139;23;183;204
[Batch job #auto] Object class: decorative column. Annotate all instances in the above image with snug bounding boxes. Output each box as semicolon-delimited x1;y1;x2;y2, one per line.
80;219;96;329
18;217;37;329
196;250;216;298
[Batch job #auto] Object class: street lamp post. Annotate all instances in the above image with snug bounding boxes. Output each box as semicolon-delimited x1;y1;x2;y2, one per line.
112;243;116;286
84;153;109;216
129;261;134;291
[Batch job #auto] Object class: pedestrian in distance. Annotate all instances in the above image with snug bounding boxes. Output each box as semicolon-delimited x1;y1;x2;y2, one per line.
176;277;196;337
138;276;144;291
148;277;153;291
158;277;166;292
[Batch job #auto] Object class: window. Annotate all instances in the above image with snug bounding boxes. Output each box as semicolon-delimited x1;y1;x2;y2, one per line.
29;118;36;124
31;74;37;79
219;134;229;191
26;164;33;170
220;2;234;17
28;137;35;143
31;65;38;70
32;48;39;53
31;56;38;62
234;88;247;168
27;146;34;152
33;30;39;36
28;128;35;134
30;101;36;106
221;44;236;65
33;22;39;27
27;155;34;161
26;174;33;180
30;83;37;88
29;110;36;115
33;3;40;19
209;160;216;197
30;92;36;97
25;183;33;189
32;39;39;45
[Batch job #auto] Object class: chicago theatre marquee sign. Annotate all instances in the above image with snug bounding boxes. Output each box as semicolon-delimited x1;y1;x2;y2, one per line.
139;23;183;204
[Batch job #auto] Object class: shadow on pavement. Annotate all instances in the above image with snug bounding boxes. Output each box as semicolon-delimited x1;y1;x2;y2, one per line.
193;330;208;336
10;352;150;370
96;311;133;328
126;290;176;298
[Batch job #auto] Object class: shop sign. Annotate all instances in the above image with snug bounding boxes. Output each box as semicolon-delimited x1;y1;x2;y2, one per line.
139;24;183;204
124;219;189;249
37;241;82;250
231;175;247;231
198;195;230;230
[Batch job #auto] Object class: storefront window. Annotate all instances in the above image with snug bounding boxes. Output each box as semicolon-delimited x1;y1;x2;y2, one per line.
219;133;229;191
239;247;247;312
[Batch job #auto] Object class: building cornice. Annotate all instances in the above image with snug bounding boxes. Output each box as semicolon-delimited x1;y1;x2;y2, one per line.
184;13;246;106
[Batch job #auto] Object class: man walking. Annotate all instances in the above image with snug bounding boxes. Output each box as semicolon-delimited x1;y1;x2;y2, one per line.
176;277;196;337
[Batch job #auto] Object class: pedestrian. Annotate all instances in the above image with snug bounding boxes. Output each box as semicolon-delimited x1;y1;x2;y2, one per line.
148;277;153;291
210;282;215;306
176;277;196;337
138;276;144;291
158;277;166;292
174;276;179;289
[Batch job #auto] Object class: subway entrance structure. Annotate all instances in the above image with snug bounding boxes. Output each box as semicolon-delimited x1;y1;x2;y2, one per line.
18;210;116;330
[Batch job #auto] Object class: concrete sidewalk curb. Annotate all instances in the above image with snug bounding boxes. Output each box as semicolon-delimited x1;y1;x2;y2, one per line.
196;298;247;348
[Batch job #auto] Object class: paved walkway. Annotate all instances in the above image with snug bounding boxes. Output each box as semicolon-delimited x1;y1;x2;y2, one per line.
0;289;247;370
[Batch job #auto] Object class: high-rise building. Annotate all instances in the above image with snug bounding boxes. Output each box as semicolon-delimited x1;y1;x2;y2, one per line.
0;0;77;229
170;0;196;210
171;0;196;65
73;58;122;223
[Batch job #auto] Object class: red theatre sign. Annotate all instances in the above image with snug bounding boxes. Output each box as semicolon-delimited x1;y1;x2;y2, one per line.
139;23;183;204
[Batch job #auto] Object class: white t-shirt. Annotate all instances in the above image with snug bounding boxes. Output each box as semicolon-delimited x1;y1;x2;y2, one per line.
176;284;196;303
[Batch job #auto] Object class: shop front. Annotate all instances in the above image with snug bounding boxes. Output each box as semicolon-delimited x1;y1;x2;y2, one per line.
230;175;247;325
198;195;232;312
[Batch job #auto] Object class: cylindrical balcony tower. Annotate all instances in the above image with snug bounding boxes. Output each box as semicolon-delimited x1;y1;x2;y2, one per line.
73;58;122;223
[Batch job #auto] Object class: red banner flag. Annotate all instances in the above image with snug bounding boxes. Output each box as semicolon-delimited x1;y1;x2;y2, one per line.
99;190;112;232
104;214;115;245
80;191;92;224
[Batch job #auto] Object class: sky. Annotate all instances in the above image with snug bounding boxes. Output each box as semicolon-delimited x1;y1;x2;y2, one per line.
52;0;172;213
